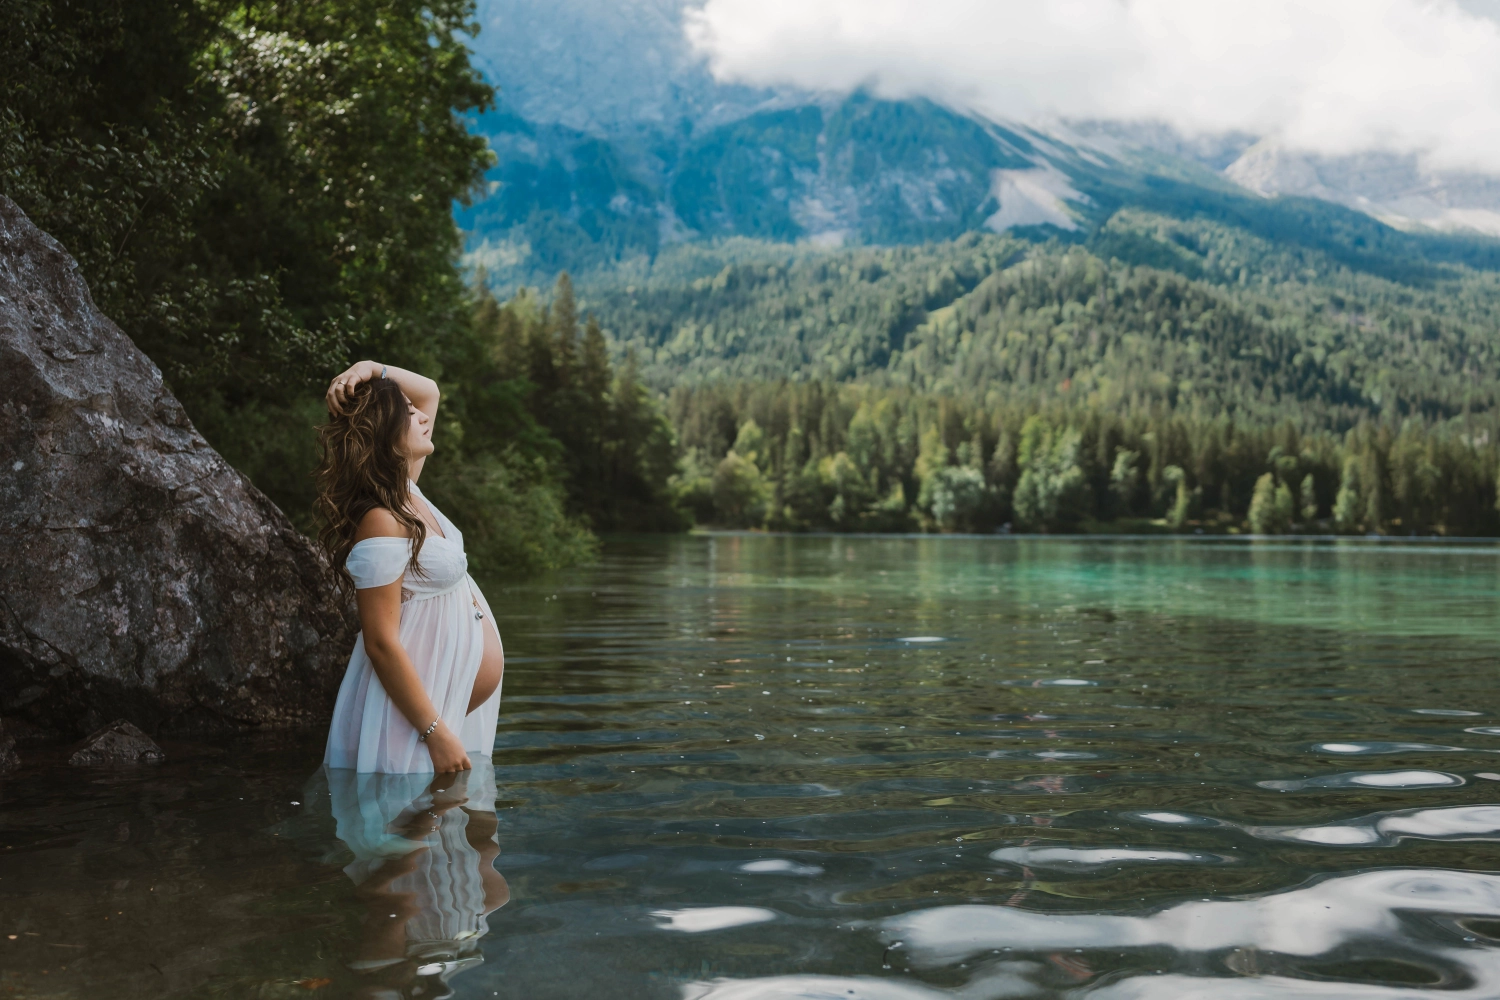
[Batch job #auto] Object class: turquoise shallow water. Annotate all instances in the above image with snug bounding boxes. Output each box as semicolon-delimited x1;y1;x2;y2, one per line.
6;535;1500;998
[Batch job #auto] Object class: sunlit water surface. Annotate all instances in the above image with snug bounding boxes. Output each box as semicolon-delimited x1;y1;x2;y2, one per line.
7;536;1500;998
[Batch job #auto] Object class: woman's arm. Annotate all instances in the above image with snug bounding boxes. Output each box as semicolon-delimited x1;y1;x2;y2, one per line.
354;510;471;772
326;360;440;419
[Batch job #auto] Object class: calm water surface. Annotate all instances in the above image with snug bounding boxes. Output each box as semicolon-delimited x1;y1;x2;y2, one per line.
6;535;1500;999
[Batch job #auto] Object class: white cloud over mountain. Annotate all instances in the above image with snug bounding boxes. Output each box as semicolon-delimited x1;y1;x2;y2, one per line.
685;0;1500;174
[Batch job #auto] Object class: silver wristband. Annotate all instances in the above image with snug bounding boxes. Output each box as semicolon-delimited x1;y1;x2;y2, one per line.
418;718;439;742
380;364;388;379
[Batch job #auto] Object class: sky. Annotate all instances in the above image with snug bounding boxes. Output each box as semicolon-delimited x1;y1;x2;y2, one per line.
684;0;1500;173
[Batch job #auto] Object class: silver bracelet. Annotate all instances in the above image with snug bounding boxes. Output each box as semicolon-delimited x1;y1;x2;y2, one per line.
418;718;439;742
380;364;388;379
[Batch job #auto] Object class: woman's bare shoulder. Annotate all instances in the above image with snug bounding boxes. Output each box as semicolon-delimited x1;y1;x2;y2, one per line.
353;507;410;543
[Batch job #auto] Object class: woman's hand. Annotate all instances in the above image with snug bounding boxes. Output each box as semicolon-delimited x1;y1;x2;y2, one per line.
326;360;382;413
424;723;472;773
325;361;441;422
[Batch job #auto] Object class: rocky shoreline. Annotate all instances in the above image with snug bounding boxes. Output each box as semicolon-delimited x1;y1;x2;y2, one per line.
0;196;356;760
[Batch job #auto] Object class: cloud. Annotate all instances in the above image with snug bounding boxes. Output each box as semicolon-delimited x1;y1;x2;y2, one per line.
684;0;1500;173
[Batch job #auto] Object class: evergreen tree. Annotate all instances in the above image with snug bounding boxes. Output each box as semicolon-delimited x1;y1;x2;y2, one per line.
551;272;579;381
1110;450;1142;519
1300;473;1320;525
1248;474;1277;535
1273;480;1296;532
468;280;686;533
667;381;1500;535
1333;457;1364;533
1164;466;1191;528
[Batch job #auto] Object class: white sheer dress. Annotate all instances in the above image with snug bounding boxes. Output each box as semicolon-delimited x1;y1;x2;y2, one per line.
324;481;502;773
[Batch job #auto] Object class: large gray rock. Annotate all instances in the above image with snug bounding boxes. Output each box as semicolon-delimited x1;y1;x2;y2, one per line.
0;720;17;773
0;195;357;737
69;719;166;765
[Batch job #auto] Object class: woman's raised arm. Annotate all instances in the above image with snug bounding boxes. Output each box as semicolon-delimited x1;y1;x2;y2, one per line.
326;360;440;419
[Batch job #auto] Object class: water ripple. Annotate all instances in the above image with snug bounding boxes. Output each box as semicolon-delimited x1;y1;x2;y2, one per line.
1257;769;1465;791
13;536;1500;998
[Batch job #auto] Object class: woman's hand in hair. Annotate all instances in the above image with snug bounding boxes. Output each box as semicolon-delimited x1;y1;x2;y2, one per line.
326;360;383;414
326;361;441;419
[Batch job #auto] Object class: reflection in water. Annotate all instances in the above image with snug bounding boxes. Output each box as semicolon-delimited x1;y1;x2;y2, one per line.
1131;802;1500;848
986;845;1236;869
1258;769;1466;791
309;755;509;999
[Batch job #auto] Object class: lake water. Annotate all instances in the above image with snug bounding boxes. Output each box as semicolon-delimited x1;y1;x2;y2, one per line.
7;535;1500;999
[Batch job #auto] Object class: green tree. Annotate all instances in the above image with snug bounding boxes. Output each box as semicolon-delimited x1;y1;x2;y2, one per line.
1274;479;1295;532
927;466;990;532
1110;450;1142;518
667;381;1500;537
419;453;596;576
1334;457;1364;533
468;278;686;533
1248;474;1278;534
819;452;873;529
1164;465;1192;528
733;419;771;470
3;0;497;527
600;355;686;530
1012;420;1089;532
712;453;771;527
1300;472;1319;525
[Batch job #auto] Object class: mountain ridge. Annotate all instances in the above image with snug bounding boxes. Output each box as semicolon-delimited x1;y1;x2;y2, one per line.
460;0;1500;292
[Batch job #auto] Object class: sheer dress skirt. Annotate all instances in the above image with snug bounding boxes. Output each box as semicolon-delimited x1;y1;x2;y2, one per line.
324;486;502;774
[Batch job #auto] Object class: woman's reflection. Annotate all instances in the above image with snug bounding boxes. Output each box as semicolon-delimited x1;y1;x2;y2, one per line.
321;755;509;999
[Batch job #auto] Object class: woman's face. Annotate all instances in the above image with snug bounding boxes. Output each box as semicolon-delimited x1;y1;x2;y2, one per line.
404;396;435;460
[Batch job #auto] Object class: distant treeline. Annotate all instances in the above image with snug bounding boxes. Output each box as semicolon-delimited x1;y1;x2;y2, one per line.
668;382;1500;536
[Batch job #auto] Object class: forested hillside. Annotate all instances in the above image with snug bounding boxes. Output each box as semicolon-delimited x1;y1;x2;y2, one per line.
590;203;1500;535
597;209;1500;422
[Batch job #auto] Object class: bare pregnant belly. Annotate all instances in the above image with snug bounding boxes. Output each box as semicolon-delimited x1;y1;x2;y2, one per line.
467;615;504;714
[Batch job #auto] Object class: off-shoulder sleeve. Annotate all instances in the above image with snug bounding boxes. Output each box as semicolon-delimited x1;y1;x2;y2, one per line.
345;537;410;589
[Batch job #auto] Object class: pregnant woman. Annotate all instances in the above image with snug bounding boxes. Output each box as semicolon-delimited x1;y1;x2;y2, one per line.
316;362;504;773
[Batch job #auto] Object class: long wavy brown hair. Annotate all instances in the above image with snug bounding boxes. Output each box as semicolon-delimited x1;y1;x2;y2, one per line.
314;376;427;588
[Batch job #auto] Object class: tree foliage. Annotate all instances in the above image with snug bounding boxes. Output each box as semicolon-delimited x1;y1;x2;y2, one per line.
468;276;687;533
2;0;683;571
668;381;1500;536
595;212;1500;429
598;203;1500;536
